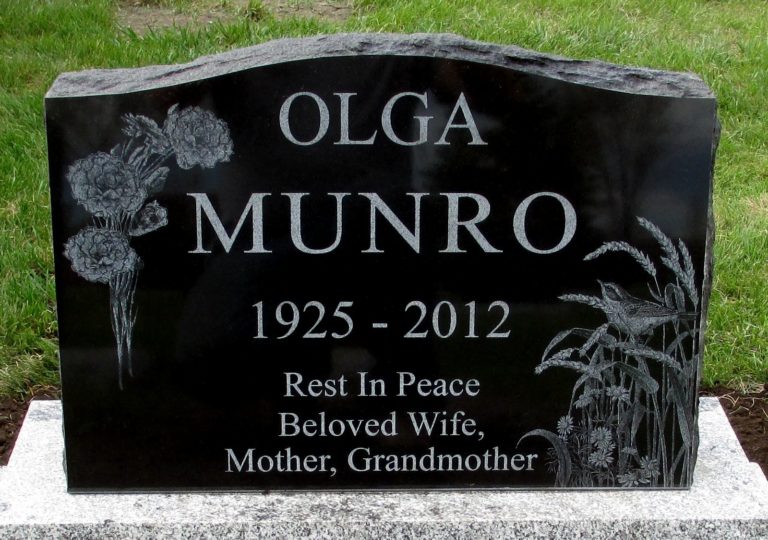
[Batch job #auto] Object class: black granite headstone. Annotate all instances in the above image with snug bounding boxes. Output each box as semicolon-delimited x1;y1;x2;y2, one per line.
46;34;718;492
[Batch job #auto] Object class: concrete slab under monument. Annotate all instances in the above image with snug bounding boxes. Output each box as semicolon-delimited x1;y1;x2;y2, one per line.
0;397;765;539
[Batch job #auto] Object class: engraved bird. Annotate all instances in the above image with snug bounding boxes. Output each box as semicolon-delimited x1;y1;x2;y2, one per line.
597;281;696;337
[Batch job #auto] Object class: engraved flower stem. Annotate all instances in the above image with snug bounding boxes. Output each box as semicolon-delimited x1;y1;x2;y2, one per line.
102;138;172;385
139;150;173;179
109;268;138;390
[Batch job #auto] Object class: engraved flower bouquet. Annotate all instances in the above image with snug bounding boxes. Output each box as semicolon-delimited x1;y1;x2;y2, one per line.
63;104;233;388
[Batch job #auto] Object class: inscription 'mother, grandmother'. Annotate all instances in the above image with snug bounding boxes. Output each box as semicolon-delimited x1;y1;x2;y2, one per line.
46;34;718;492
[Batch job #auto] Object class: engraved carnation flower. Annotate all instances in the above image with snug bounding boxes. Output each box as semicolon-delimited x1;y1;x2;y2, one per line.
129;200;168;237
63;227;139;284
164;104;233;169
67;152;146;217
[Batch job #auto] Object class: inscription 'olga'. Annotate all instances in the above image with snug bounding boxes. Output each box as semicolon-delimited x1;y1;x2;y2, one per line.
279;91;487;146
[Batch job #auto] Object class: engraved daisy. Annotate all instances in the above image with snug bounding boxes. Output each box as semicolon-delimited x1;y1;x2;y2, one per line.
589;426;613;450
639;456;659;477
557;415;574;438
618;471;639;487
606;385;630;403
588;448;614;469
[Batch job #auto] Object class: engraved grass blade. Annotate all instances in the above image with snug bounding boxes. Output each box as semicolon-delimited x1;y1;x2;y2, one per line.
519;429;572;487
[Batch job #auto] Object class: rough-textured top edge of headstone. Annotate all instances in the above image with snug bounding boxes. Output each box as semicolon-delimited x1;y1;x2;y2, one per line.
46;33;714;99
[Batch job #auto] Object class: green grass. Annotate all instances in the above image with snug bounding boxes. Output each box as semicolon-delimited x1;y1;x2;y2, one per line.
0;0;766;397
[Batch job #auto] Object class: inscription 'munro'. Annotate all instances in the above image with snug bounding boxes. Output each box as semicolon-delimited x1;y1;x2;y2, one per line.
187;191;577;255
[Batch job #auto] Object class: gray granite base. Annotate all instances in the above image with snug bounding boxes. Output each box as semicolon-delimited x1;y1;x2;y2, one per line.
0;398;766;539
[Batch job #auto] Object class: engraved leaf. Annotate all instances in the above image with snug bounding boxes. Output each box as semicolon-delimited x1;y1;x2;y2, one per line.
122;113;161;138
667;372;693;448
665;331;691;356
664;283;680;310
127;146;148;168
542;329;575;361
630;389;647;441
647;283;663;302
674;285;686;313
580;323;610;354
670;445;687;476
120;113;172;165
614;362;659;394
570;372;594;401
145;166;169;195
